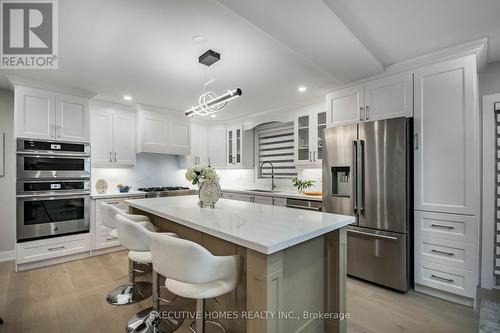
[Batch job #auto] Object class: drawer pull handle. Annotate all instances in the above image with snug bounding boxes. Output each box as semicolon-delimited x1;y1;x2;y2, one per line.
107;201;120;205
431;249;454;256
48;246;65;251
106;237;117;241
430;224;454;230
431;274;454;283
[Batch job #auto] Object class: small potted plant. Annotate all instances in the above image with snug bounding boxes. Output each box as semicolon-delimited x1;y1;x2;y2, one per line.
117;184;131;193
291;177;315;193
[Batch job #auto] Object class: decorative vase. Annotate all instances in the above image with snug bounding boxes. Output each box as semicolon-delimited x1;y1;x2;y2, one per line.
198;179;221;208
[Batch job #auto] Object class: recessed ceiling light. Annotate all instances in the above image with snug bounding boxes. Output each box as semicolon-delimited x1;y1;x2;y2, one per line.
210;114;216;118
123;95;132;101
298;86;307;93
192;35;205;42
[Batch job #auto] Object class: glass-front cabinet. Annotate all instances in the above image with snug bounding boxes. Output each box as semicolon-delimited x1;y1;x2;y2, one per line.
227;126;243;166
294;110;326;166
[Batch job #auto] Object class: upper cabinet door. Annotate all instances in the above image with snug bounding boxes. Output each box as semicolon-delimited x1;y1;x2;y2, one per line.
326;85;364;127
295;114;311;165
189;122;208;166
316;111;327;162
55;95;89;142
414;55;478;215
16;88;56;140
91;108;113;165
169;117;190;155
139;111;170;153
112;111;136;166
208;125;226;167
364;73;413;121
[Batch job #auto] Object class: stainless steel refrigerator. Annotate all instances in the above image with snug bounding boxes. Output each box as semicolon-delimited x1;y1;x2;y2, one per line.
322;117;412;292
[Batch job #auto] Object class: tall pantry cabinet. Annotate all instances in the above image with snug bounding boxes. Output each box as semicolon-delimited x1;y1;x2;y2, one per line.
413;55;480;305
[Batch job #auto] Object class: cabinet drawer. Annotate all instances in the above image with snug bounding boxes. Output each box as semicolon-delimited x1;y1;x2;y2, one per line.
414;211;477;243
16;234;90;264
414;259;475;298
222;192;237;200
95;198;128;230
272;197;287;206
94;230;121;250
415;235;475;270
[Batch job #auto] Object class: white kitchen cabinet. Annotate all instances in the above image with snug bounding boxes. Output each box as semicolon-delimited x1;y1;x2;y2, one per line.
16;233;91;270
364;73;413;121
208;125;226;167
137;110;190;155
187;122;208;167
91;108;113;165
412;55;479;304
226;125;253;168
413;55;478;215
15;86;91;142
112;111;136;165
55;94;89;142
326;73;413;127
295;110;326;166
91;195;145;251
91;107;136;167
15;87;55;140
326;85;363;127
170;117;191;155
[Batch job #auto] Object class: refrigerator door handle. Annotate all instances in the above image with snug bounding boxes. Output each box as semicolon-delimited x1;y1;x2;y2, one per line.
358;140;365;213
347;229;399;241
352;140;358;213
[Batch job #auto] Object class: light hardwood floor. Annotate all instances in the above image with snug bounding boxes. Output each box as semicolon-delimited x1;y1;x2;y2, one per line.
0;251;478;333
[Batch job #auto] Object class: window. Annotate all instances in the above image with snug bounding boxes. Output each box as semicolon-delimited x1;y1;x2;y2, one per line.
255;122;297;179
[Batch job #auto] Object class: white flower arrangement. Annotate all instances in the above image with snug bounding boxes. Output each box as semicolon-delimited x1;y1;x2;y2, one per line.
185;165;219;185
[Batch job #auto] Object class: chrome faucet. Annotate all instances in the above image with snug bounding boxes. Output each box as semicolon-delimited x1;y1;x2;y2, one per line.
260;161;277;191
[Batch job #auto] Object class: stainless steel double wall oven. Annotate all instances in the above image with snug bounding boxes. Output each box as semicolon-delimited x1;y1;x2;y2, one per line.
16;139;91;241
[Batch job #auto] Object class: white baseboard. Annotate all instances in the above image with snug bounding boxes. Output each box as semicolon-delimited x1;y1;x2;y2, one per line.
414;283;475;308
0;250;15;262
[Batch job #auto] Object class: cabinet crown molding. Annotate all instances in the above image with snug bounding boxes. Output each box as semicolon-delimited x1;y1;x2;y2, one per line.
135;103;184;118
325;38;487;97
7;75;98;99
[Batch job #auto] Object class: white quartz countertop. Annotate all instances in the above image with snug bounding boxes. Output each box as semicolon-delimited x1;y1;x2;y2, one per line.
91;191;147;199
126;195;354;254
221;187;323;202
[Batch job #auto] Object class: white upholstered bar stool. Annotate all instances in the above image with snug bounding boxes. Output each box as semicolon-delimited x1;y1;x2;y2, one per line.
150;233;244;333
100;202;158;306
115;215;182;333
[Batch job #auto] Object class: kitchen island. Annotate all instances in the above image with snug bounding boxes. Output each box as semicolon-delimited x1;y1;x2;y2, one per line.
127;195;354;333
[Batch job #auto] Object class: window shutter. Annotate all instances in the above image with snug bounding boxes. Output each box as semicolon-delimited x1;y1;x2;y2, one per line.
256;122;297;179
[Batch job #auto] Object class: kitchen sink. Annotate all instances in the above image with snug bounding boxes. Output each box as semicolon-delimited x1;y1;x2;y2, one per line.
247;189;282;193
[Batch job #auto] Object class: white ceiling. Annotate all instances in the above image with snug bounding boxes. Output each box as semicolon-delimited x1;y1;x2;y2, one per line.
217;0;383;83
0;0;499;121
323;0;500;66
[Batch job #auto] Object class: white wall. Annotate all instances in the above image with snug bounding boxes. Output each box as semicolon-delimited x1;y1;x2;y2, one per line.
0;89;16;259
479;61;500;96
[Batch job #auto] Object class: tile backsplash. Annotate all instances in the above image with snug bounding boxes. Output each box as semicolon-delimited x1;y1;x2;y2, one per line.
91;153;322;193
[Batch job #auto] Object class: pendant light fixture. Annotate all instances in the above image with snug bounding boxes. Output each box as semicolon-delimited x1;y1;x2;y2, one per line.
185;50;242;117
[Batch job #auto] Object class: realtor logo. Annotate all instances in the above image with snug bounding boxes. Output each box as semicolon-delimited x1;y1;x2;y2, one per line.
1;0;58;68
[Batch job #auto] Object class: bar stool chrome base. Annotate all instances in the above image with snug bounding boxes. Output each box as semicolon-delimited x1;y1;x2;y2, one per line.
106;281;152;306
189;320;227;333
126;306;183;333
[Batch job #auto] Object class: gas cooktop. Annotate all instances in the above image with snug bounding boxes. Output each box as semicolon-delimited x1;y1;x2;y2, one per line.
138;186;195;198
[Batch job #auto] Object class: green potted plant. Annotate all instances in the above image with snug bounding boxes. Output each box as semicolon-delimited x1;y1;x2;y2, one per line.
291;177;315;193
